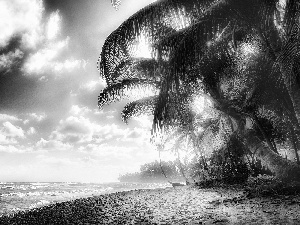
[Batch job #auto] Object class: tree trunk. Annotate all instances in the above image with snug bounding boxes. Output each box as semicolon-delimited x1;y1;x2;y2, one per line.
277;0;300;125
244;130;300;182
175;148;189;184
286;78;300;126
157;145;169;181
289;124;300;165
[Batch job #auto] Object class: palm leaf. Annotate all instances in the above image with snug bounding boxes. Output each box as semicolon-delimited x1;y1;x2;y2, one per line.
100;0;224;85
109;58;162;82
98;78;158;108
121;95;157;123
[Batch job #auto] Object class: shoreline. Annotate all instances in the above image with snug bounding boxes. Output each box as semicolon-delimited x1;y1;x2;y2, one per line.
0;182;172;217
1;184;300;224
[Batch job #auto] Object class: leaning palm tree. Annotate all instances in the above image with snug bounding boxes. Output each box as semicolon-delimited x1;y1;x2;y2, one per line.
99;0;300;182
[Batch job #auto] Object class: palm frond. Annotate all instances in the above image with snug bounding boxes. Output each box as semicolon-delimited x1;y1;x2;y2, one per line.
152;89;193;132
121;95;157;123
110;58;162;82
155;0;283;83
98;78;158;108
100;0;223;85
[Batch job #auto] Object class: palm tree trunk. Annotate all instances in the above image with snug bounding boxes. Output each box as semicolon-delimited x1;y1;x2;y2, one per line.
158;145;169;181
276;0;300;124
244;130;300;182
282;89;300;165
175;147;189;184
286;79;300;125
224;103;300;182
289;124;300;165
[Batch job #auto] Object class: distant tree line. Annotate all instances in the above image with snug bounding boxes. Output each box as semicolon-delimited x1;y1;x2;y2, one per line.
118;149;271;184
118;160;185;183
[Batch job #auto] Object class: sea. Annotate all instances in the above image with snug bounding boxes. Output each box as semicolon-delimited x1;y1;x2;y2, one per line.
0;182;171;216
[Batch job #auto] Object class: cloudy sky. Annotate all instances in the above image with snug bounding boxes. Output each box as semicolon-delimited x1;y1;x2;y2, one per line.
0;0;159;183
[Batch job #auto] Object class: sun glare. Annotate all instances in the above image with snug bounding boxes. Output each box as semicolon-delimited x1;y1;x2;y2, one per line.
131;33;152;59
163;7;191;31
240;43;258;58
124;85;158;100
192;95;213;115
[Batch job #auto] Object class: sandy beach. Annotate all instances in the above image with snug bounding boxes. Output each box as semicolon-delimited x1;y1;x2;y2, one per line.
0;181;300;225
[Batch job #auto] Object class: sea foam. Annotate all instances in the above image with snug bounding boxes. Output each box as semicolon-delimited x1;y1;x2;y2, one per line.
0;182;170;216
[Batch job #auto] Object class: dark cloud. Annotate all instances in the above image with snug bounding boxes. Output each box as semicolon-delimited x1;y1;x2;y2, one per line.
0;71;39;112
0;36;23;56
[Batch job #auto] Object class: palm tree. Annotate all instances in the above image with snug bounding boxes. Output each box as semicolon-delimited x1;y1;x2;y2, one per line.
99;0;300;182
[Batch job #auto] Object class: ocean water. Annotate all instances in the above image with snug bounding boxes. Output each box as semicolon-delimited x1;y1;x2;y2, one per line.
0;182;170;216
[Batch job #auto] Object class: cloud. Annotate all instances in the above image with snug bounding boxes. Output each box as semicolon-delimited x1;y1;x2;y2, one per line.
0;120;26;145
69;105;91;116
0;49;24;72
0;133;16;145
36;138;72;151
23;38;69;74
27;127;36;135
27;112;47;122
23;35;87;75
46;11;61;40
59;116;92;135
39;76;48;82
0;0;44;48
78;143;99;152
2;121;24;138
53;59;87;73
121;127;152;147
0;0;86;75
0;145;20;153
0;144;37;153
132;115;153;128
126;129;142;139
92;123;130;143
80;80;106;92
21;9;87;76
0;119;24;144
0;114;21;122
70;79;106;98
50;115;130;145
50;116;94;144
93;109;116;116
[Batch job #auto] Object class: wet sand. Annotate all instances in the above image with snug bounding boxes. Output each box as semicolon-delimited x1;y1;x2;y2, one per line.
0;185;299;224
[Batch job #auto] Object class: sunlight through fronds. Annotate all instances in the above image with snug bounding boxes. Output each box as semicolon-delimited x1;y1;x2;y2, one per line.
125;84;158;100
274;0;286;40
191;95;214;116
129;32;153;59
100;0;218;85
98;79;158;108
239;42;259;59
163;6;191;31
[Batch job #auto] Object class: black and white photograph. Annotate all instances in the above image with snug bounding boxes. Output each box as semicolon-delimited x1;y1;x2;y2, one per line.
0;0;299;224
